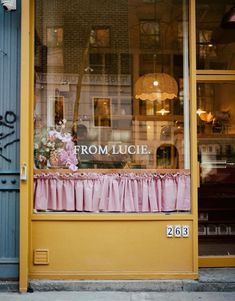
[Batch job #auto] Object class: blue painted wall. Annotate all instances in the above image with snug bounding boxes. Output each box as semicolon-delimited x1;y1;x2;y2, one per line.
0;0;21;279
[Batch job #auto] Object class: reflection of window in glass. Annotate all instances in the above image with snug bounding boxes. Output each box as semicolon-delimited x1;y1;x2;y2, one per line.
156;144;179;169
88;53;130;75
120;54;132;74
196;0;235;70
47;27;63;47
89;53;103;74
46;27;64;68
54;96;64;126
90;27;110;48
47;94;64;127
89;53;118;74
140;20;160;49
93;98;111;127
198;30;216;61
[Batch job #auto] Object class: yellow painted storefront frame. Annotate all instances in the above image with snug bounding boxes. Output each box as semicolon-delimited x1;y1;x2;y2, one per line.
20;0;198;292
20;0;32;292
18;0;233;292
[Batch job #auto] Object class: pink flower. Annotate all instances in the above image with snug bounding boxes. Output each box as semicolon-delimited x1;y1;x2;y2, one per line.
59;149;78;171
38;155;47;162
65;140;74;151
39;126;78;171
68;163;78;171
59;149;69;163
61;133;72;143
48;130;57;138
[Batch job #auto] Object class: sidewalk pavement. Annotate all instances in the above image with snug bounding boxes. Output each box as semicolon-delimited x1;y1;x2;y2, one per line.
0;268;235;298
0;291;235;301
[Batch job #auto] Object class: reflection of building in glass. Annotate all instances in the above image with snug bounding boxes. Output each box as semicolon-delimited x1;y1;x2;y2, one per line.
34;0;188;169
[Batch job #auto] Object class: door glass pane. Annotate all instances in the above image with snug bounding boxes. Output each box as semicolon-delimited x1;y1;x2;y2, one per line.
33;0;191;213
197;82;235;255
196;0;235;70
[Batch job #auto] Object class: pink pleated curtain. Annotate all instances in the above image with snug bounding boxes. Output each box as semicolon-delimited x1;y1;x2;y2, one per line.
34;172;190;212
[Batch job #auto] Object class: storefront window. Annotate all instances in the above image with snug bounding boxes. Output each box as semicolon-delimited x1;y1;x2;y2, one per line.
196;0;235;70
34;0;191;213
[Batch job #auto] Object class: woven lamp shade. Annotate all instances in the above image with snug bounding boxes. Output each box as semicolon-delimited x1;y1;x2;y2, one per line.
135;73;178;102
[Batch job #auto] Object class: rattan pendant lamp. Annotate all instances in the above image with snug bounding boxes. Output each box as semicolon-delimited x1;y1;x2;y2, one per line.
135;72;178;102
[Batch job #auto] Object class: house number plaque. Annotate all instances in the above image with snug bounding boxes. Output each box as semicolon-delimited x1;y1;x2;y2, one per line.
166;225;190;238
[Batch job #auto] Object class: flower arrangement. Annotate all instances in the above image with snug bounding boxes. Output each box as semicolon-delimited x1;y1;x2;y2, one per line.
34;119;78;171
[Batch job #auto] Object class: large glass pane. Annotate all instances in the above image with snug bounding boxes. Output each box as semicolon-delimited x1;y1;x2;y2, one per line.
197;82;235;255
196;0;235;70
34;0;190;213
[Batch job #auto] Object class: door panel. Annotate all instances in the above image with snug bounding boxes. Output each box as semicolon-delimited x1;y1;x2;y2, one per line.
197;81;235;258
0;1;21;279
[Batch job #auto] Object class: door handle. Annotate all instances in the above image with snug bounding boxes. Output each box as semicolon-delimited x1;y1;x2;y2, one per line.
20;163;27;181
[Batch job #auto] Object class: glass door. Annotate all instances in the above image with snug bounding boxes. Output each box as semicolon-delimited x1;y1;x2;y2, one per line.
196;0;235;263
197;80;235;257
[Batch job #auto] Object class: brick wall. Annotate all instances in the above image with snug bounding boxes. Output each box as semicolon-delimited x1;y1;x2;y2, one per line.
35;0;130;74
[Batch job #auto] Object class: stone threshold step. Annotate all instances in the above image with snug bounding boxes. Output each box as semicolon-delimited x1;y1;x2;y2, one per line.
28;279;235;292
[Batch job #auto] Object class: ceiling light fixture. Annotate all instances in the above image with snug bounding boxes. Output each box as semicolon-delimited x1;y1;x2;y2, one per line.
157;108;170;116
135;73;178;102
221;2;235;29
196;108;206;116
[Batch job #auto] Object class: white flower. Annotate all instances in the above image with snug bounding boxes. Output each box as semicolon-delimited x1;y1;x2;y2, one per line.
56;132;63;140
48;130;57;137
61;133;72;143
41;137;47;144
34;143;39;150
47;142;53;147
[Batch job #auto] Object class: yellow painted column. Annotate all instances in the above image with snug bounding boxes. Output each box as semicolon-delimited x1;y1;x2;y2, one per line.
189;0;198;275
20;0;33;292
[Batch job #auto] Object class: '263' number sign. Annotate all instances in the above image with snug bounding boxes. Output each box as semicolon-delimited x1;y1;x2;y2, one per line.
166;225;190;238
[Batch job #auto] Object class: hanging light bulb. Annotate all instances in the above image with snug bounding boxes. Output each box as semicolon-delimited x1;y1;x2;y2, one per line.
196;108;206;116
153;80;159;86
157;108;170;115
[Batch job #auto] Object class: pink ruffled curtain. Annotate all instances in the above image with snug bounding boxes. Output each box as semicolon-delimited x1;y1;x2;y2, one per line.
34;172;190;212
